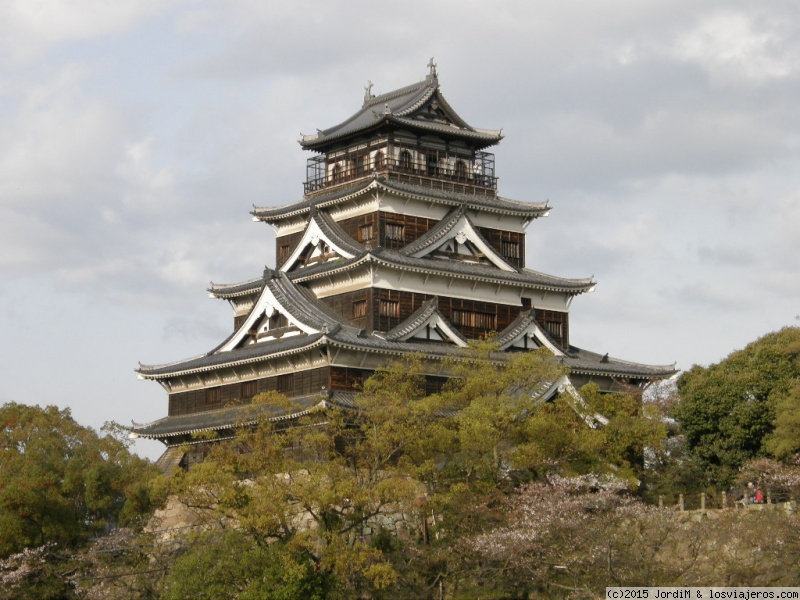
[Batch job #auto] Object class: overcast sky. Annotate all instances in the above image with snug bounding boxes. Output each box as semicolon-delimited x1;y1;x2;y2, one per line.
2;1;798;460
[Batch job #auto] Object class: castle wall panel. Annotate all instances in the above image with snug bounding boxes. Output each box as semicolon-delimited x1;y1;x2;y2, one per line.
534;308;569;349
330;367;374;390
477;228;525;269
319;289;371;331
276;230;305;267
168;366;332;417
370;289;524;340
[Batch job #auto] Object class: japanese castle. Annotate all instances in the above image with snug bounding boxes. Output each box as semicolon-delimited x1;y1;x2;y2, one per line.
132;62;676;471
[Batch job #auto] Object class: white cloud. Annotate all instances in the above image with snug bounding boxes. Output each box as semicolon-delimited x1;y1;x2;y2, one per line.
673;11;799;83
0;0;183;64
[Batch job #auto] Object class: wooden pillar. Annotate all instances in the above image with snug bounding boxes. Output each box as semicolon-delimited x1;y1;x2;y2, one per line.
679;494;685;511
767;490;772;505
701;492;706;511
722;491;727;508
658;495;664;509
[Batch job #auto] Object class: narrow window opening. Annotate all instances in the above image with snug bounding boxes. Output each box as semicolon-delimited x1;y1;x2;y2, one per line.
380;300;400;318
385;223;405;241
399;150;412;171
359;223;374;242
276;373;294;394
352;300;367;318
502;241;520;259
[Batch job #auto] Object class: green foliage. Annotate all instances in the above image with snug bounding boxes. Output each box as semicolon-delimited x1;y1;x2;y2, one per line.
764;380;800;460
674;327;800;484
167;345;667;598
0;403;162;558
161;530;333;600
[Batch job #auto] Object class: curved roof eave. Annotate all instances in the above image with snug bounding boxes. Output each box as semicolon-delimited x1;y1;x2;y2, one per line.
289;249;595;295
252;177;549;223
298;75;501;151
208;276;267;299
137;333;328;380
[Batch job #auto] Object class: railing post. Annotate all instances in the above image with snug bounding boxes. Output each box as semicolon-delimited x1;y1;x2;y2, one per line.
700;492;706;511
658;495;664;509
679;494;685;511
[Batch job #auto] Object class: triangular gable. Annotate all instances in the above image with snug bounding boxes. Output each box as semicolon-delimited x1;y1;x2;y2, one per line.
280;211;360;272
496;312;565;356
219;276;320;352
535;375;609;429
385;299;468;347
396;87;470;129
403;208;516;272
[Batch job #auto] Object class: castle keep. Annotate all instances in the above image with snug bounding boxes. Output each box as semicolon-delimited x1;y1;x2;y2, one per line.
132;63;676;470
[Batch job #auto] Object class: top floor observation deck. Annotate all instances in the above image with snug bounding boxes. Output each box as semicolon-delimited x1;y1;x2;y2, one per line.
304;147;497;199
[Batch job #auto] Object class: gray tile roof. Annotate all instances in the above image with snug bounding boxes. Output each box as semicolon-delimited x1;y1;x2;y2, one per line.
251;176;548;222
560;347;678;378
265;269;352;334
289;247;595;294
399;204;516;270
208;209;363;299
130;394;326;439
139;265;667;383
311;208;364;256
493;309;540;348
384;297;468;346
299;75;501;151
137;332;327;378
209;276;266;299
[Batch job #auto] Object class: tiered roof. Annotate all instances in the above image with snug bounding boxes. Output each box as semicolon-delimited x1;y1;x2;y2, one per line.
299;67;502;152
139;269;673;381
251;177;549;223
135;65;677;453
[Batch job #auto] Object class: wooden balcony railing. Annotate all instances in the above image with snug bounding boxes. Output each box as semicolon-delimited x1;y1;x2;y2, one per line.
304;155;498;197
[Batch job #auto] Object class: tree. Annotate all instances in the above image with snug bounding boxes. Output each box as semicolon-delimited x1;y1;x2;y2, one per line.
674;327;800;485
166;345;666;597
160;530;334;600
0;403;162;558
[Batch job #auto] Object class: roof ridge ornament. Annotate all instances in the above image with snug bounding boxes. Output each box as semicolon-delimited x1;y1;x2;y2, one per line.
427;57;438;83
363;80;374;106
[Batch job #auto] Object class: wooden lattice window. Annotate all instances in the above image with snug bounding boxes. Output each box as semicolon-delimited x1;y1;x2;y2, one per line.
452;310;497;329
399;150;412;170
379;300;400;318
385;223;404;241
270;312;289;329
544;321;563;340
352;300;367;318
502;241;520;259
276;373;294;394
455;160;468;179
374;151;384;169
205;387;222;405
241;380;258;399
359;223;374;242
